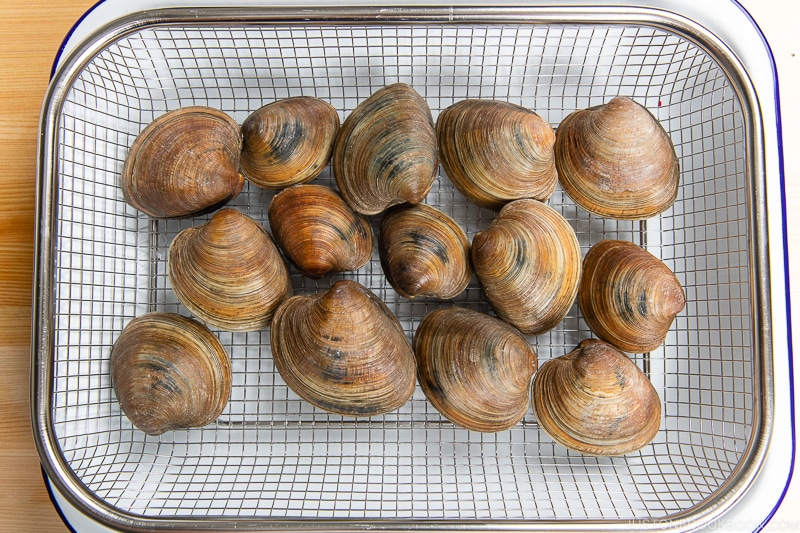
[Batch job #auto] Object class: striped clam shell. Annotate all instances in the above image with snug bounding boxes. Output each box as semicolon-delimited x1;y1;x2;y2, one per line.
110;312;232;436
271;280;416;417
121;106;244;218
555;96;679;220
379;203;471;299
268;184;373;279
168;208;292;332
437;99;558;210
472;198;581;335
414;307;538;432
578;239;685;353
531;339;662;456
241;97;340;190
333;83;437;215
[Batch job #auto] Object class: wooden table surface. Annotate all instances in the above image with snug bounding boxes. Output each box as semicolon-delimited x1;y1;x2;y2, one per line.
1;0;797;531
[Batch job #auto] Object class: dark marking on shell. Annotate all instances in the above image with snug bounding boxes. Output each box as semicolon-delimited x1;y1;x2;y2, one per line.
327;219;350;242
269;117;305;163
513;237;528;270
615;368;628;389
141;361;182;395
312;398;383;417
615;286;636;322
637;290;649;317
409;230;450;264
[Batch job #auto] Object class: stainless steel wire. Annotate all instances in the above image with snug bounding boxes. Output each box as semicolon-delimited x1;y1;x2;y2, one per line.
46;15;753;524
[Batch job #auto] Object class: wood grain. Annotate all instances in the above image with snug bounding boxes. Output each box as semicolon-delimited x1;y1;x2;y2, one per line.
0;1;95;531
0;1;796;532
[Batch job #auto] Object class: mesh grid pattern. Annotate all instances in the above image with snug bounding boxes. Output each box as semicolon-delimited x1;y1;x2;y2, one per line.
49;21;752;522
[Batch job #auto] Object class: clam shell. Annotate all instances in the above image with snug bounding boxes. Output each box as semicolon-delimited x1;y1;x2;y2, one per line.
555;96;679;220
168;208;292;331
110;312;232;436
472;198;581;335
333;83;437;215
531;339;661;456
241;97;340;189
414;307;538;432
268;184;373;278
271;280;416;417
578;239;685;353
379;204;471;299
121;106;244;218
437;99;557;210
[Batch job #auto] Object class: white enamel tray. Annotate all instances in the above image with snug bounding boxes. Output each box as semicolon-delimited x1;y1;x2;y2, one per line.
34;1;794;531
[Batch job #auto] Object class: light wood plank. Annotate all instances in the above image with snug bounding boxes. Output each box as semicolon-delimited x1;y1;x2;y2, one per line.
0;2;96;530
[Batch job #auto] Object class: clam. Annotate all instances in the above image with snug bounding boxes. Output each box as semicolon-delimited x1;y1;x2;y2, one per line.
436;99;557;210
241;97;340;189
271;280;416;417
110;312;232;436
121;106;244;218
332;83;437;215
414;307;538;432
554;96;679;220
472;198;581;335
578;239;685;353
268;184;373;278
168;208;292;331
379;204;471;299
531;339;661;456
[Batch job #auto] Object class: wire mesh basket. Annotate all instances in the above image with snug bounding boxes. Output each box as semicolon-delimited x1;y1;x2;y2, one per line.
34;4;772;531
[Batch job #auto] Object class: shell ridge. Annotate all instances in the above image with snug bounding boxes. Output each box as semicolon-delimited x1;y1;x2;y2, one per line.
555;96;679;219
111;312;232;436
473;199;581;334
414;307;537;432
437;99;557;209
241;97;339;189
168;209;291;331
334;84;437;214
121;107;244;218
271;280;415;417
531;339;661;455
579;240;684;352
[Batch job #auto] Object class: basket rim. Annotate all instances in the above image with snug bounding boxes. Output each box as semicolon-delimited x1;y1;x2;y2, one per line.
32;3;775;532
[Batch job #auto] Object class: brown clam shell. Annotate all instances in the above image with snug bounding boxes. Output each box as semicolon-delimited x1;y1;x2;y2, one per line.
241;97;340;189
531;339;662;456
121;106;244;218
578;239;685;353
268;184;373;278
555;96;679;220
414;307;538;432
472;198;581;335
271;280;416;417
168;208;292;331
379;204;471;299
437;99;558;210
332;83;437;215
110;312;232;436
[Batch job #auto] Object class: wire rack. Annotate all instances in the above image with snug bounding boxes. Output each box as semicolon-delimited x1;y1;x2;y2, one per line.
44;11;755;527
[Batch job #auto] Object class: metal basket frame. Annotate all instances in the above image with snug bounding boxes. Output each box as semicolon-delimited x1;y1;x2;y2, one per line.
32;5;773;532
